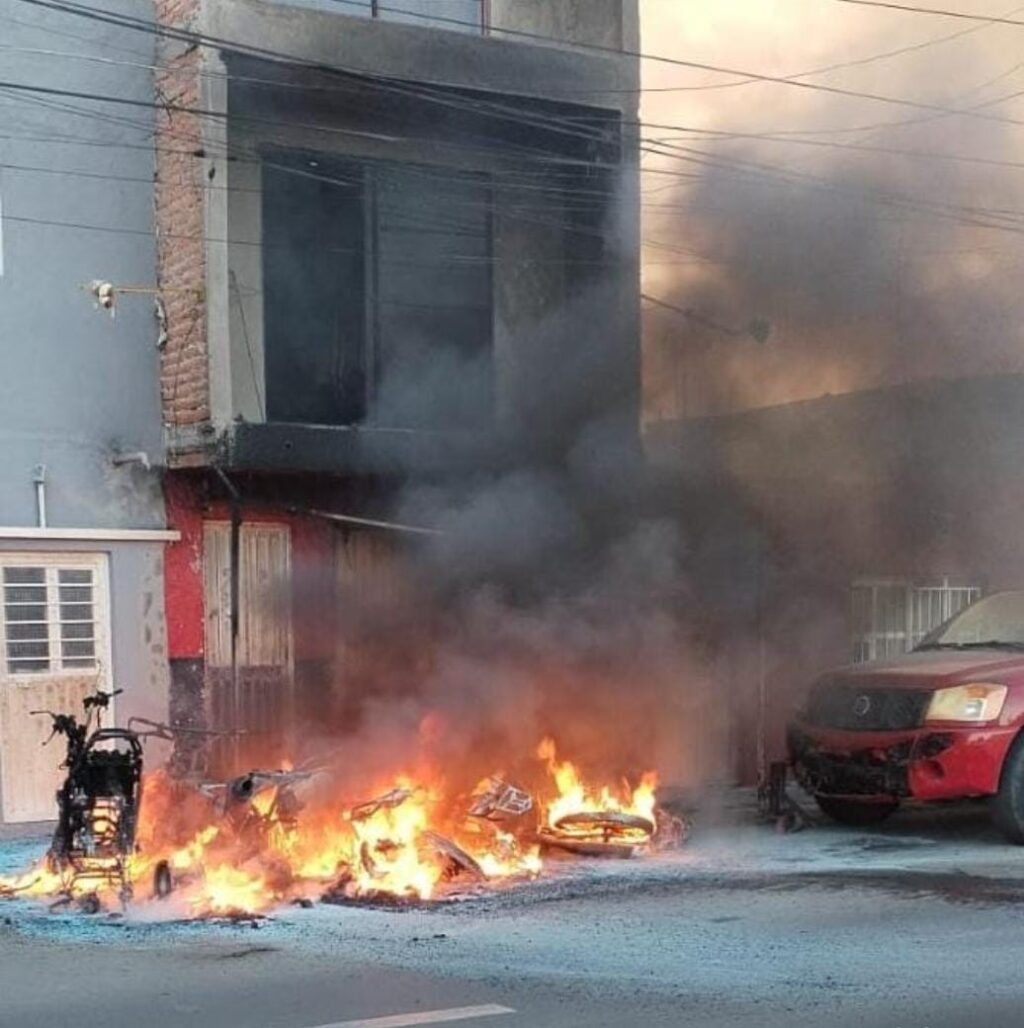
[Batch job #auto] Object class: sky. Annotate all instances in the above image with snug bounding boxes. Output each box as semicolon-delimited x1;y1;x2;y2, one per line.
638;1;1024;419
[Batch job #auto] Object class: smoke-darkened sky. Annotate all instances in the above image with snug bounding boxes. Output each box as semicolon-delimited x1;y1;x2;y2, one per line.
640;0;1024;418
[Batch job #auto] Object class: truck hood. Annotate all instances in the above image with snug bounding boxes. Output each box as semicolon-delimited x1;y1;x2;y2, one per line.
828;649;1024;689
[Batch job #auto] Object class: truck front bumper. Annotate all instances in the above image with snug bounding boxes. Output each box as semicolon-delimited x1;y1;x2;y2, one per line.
787;720;1019;801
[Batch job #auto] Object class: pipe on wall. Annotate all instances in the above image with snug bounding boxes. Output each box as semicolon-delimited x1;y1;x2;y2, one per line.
32;464;47;529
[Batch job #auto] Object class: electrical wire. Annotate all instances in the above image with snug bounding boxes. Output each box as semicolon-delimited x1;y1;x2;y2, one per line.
830;0;1024;27
8;70;1024;236
6;86;1024;244
0;0;999;184
3;0;1011;100
9;1;1024;251
19;0;1024;136
535;0;1024;95
0;212;719;267
13;0;1024;239
11;43;1024;179
643;122;1024;175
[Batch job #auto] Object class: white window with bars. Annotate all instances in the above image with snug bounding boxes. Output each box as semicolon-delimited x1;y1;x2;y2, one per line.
850;578;982;663
0;554;110;677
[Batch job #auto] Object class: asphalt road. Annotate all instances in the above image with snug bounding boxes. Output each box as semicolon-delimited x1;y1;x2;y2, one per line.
4;802;1024;1028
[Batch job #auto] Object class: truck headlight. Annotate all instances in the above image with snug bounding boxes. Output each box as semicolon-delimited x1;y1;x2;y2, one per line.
925;683;1007;724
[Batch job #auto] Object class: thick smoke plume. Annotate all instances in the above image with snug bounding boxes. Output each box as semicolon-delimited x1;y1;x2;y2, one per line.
644;7;1024;418
638;4;1024;769
288;280;720;798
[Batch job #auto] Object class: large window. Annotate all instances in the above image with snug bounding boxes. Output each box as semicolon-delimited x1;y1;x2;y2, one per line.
0;556;108;675
262;153;493;429
850;578;982;663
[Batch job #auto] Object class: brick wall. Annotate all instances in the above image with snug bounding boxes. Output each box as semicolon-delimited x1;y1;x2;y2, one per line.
154;0;210;442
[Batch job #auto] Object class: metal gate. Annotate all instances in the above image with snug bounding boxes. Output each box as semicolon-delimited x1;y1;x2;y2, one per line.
850;578;982;663
203;523;292;771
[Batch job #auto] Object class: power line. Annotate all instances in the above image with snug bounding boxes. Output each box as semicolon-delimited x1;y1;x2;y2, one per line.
0;158;704;224
554;0;1024;95
0;84;707;254
10;0;1024;219
6;0;647;199
20;0;1024;136
0;91;705;259
641;54;1024;142
5;9;158;59
643;122;1024;175
10;0;628;144
8;81;1024;242
17;0;1024;213
642;293;744;338
0;85;641;202
6;1;1020;110
639;139;1024;235
11;2;1024;247
0;80;572;167
7;132;1017;233
0;79;694;254
0;212;716;267
10;68;1024;248
831;0;1024;27
1;10;669;202
2;53;1019;226
11;43;1024;179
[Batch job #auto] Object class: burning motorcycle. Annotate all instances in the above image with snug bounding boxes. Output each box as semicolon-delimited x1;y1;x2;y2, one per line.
31;689;143;911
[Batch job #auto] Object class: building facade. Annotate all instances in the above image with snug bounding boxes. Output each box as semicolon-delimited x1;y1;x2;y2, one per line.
0;0;641;819
0;1;173;822
152;0;642;771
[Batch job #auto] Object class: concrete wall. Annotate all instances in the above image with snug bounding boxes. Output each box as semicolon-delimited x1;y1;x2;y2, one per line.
490;0;632;49
233;0;631;44
277;0;483;33
0;538;172;816
0;3;172;818
0;0;166;529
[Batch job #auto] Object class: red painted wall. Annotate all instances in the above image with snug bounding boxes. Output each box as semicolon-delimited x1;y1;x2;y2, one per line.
163;475;206;659
162;473;339;663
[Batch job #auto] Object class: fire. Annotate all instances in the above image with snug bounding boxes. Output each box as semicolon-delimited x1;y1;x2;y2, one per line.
1;735;668;917
537;737;658;829
535;737;660;853
186;864;271;917
0;865;64;900
346;780;442;900
126;767;540;913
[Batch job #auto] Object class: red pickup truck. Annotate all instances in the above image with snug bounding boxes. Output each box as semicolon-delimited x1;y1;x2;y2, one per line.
788;590;1024;841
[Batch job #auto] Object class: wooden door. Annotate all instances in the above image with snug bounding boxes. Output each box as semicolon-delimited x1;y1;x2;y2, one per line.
204;523;292;770
0;554;112;822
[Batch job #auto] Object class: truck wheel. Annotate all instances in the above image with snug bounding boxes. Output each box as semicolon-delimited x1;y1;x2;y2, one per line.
815;796;899;826
992;732;1024;843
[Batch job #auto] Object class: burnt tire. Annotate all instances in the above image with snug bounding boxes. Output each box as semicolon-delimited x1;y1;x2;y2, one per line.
992;731;1024;843
78;892;101;915
815;796;899;826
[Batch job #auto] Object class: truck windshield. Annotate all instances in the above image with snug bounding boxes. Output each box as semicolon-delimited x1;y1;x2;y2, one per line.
918;591;1024;650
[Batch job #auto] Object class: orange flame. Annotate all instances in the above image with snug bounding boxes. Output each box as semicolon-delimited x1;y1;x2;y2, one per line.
2;736;660;916
537;736;658;829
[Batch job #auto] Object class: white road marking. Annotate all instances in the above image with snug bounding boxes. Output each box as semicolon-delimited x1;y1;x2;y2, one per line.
302;1003;515;1028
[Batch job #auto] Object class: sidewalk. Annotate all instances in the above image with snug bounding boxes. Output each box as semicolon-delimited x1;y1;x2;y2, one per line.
0;822;51;844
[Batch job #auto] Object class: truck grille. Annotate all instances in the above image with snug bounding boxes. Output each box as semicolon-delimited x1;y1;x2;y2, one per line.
804;684;930;731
